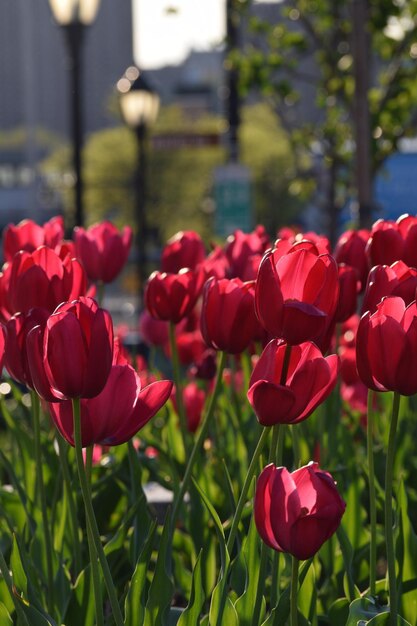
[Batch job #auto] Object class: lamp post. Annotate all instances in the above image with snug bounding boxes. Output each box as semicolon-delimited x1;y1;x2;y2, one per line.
118;67;160;304
48;0;101;230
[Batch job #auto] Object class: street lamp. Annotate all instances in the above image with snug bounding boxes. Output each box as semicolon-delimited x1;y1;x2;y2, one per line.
117;67;160;302
48;0;101;230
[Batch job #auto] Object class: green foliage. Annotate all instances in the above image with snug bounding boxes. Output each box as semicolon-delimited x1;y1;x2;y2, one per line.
239;0;417;225
41;103;303;242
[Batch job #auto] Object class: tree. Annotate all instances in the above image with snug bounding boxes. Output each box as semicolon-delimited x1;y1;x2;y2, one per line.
41;103;303;244
238;0;417;239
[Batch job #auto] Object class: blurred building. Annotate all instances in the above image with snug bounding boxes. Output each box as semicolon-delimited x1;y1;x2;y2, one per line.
0;0;132;136
0;0;133;226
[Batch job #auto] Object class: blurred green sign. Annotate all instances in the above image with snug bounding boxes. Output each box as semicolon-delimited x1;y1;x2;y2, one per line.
214;164;252;237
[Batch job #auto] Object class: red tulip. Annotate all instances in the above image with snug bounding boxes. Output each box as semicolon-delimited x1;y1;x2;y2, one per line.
247;339;339;426
0;324;5;373
255;246;339;350
4;308;50;387
277;228;331;255
145;269;204;323
3;216;64;262
139;309;169;347
357;296;417;395
361;261;417;315
27;297;113;401
201;277;259;354
254;462;346;560
5;246;87;316
334;229;370;290
161;230;206;273
366;214;417;268
74;221;132;284
199;245;230;280
183;381;206;432
334;264;359;323
48;364;173;447
225;227;270;279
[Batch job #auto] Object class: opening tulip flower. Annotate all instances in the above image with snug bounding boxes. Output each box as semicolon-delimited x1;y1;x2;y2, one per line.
247;339;339;426
145;268;204;323
2;216;64;262
255;245;339;350
27;297;113;401
74;221;133;284
161;230;206;273
254;462;346;560
4;246;87;317
366;214;417;268
357;296;417;395
48;364;173;447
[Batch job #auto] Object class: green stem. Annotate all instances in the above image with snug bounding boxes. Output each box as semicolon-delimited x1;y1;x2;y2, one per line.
55;435;82;576
367;390;377;597
215;427;270;626
127;439;140;561
97;281;105;306
290;557;300;626
72;399;124;626
270;425;285;607
226;428;270;554
170;351;227;534
251;542;268;626
169;320;190;455
252;424;283;624
292;425;301;468
0;546;30;626
85;445;104;626
385;391;400;625
31;392;55;614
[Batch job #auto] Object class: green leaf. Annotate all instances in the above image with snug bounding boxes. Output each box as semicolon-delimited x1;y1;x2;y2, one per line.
261;559;313;626
328;597;349;624
234;515;264;626
63;566;96;626
209;583;238;626
178;551;205;626
143;516;174;626
366;614;411;625
298;560;316;623
396;481;417;624
124;521;157;626
346;597;389;624
0;602;12;626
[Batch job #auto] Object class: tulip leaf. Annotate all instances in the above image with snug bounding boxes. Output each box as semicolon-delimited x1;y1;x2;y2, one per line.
298;560;316;623
124;520;157;626
177;551;205;626
365;614;411;625
261;558;313;626
191;479;235;626
144;516;174;626
191;478;228;574
209;581;239;626
328;597;349;624
0;603;12;626
10;535;43;609
396;481;417;624
13;599;57;626
345;597;389;624
234;514;265;626
63;566;96;626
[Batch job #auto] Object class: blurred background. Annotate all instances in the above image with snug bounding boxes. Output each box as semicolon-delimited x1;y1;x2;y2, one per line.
2;0;417;314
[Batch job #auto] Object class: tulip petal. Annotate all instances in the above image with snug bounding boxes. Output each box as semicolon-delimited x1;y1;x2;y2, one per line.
269;467;300;552
254;465;283;551
247;380;296;426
